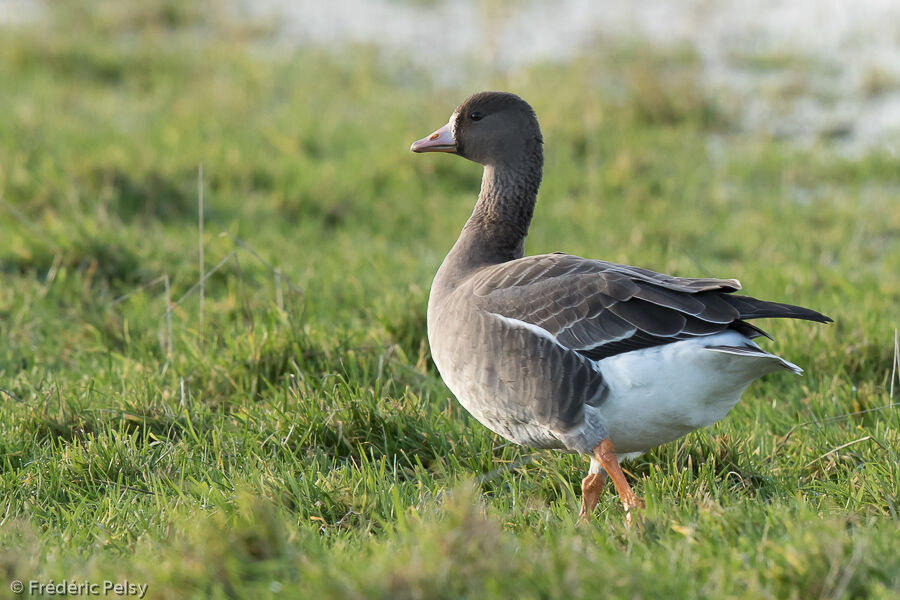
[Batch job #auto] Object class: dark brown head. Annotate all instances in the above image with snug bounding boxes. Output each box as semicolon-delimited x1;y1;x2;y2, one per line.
411;91;543;167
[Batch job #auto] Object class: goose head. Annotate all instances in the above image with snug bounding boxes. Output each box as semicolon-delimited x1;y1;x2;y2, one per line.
410;91;543;167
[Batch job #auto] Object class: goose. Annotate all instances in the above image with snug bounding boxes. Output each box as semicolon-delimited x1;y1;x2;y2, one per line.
410;91;831;520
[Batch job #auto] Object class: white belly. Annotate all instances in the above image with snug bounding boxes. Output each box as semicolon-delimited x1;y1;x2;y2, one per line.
593;331;796;454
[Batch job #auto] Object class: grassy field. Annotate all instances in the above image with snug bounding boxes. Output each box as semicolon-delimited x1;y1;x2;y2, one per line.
1;2;899;598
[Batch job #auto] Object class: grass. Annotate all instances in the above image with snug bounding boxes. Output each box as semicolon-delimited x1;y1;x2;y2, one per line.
1;2;899;598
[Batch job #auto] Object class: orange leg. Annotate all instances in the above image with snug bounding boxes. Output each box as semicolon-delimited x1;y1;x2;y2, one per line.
592;438;644;523
579;470;608;519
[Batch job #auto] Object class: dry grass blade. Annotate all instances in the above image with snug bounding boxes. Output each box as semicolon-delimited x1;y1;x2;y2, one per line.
0;388;25;402
220;231;304;296
804;435;880;468
891;328;898;400
0;196;52;241
275;268;284;312
475;454;539;484
198;163;205;335
776;333;900;455
111;274;169;305
164;273;173;358
163;251;237;317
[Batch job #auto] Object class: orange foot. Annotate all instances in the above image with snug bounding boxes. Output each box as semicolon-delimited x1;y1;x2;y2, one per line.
593;438;644;524
579;471;608;519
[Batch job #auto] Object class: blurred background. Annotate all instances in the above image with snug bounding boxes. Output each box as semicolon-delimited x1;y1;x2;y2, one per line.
7;0;900;143
259;0;900;150
2;0;898;304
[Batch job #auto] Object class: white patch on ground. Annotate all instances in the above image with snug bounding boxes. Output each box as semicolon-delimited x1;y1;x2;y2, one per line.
0;0;43;25
8;0;896;145
240;0;900;151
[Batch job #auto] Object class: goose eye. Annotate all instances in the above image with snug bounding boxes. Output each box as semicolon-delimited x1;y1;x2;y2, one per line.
469;111;484;122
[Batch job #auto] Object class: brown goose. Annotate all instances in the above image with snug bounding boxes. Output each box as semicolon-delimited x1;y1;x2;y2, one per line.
410;91;831;520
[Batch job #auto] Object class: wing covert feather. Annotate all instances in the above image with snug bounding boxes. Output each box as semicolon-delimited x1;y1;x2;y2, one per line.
470;253;826;359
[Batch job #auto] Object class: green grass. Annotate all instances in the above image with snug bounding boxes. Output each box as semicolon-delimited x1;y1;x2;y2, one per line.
1;3;899;598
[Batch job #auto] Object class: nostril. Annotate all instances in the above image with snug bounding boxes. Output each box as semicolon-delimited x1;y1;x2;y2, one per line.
429;133;439;140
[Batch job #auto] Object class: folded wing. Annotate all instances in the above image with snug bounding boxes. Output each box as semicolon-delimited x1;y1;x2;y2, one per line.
471;253;831;361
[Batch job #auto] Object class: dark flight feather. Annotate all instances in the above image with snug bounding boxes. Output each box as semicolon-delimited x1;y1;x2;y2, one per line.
472;253;831;360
